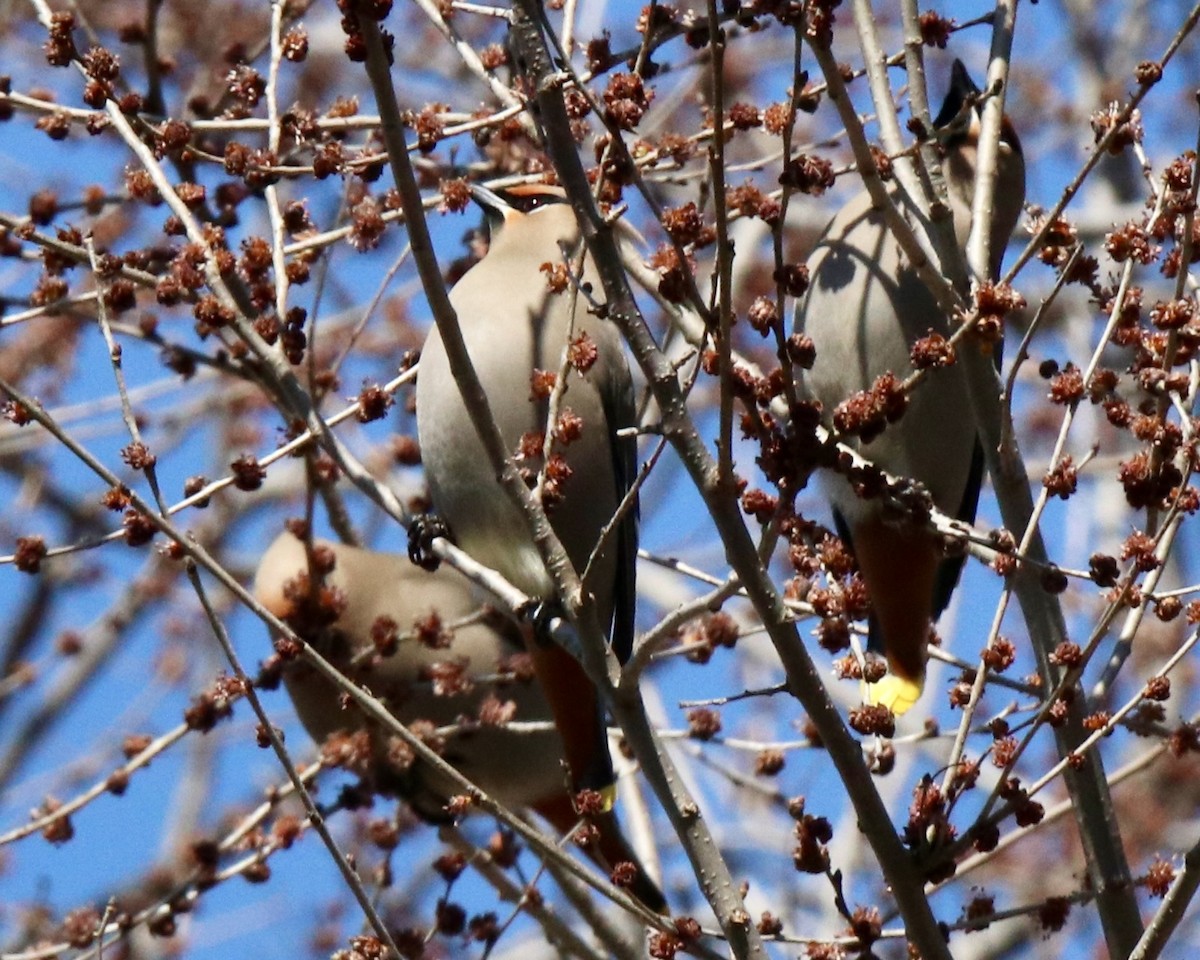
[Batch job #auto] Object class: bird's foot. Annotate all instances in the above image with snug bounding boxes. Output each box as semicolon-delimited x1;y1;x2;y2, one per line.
525;600;591;667
524;599;563;646
407;514;451;570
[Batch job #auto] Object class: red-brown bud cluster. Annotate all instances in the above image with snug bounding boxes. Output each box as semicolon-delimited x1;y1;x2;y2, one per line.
778;154;835;195
789;797;832;874
831;372;908;442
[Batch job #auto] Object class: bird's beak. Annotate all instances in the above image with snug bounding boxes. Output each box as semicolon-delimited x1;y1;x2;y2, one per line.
467;182;509;211
468;182;514;237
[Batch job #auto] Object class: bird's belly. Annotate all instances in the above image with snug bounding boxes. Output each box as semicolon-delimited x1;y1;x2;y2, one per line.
800;227;978;520
419;425;554;596
397;671;566;810
416;344;617;603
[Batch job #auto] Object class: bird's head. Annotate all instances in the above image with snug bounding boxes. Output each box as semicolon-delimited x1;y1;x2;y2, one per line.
932;59;1026;272
461;180;643;269
933;58;1023;159
468;182;573;245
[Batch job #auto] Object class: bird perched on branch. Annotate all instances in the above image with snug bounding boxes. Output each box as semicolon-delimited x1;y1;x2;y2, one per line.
255;532;559;810
254;531;665;911
413;183;662;908
794;60;1026;714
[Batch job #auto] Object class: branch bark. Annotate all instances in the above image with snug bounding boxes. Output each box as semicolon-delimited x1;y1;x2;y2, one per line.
510;4;956;957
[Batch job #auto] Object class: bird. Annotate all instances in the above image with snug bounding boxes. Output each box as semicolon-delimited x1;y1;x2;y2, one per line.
413;181;661;904
794;59;1026;714
254;531;665;911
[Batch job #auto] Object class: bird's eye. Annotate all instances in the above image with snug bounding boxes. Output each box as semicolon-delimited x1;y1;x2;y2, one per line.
501;189;565;214
517;194;556;213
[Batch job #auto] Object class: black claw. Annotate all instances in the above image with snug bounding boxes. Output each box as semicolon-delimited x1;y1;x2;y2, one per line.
525;599;559;646
407;514;451;570
528;601;590;668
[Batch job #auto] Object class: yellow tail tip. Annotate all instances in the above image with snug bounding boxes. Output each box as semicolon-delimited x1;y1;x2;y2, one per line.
867;673;924;716
596;782;618;814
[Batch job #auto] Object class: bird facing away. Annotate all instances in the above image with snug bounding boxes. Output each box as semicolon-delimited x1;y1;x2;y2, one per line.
254;531;665;912
795;60;1027;714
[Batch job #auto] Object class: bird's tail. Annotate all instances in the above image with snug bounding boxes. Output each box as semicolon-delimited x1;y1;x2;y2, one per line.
535;791;668;914
847;517;938;718
867;670;925;716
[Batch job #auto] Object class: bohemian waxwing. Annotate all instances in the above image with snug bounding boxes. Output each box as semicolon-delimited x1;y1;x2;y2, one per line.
414;183;661;907
795;60;1026;714
254;531;665;912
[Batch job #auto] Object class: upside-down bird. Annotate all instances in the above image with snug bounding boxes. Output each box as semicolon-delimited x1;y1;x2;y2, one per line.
414;182;664;909
254;531;664;911
795;60;1026;714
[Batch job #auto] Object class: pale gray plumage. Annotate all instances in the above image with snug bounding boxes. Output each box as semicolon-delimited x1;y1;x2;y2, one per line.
416;186;636;639
254;531;563;816
255;530;666;912
415;183;638;797
412;186;666;911
795;61;1026;713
